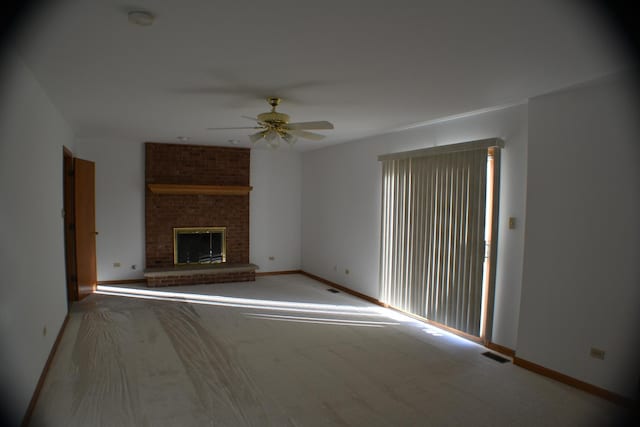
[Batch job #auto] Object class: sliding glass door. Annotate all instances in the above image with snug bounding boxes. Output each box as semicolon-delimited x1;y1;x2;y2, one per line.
379;140;501;339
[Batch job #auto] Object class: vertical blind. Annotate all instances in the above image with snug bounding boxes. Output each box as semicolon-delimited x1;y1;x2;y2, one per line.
379;146;490;336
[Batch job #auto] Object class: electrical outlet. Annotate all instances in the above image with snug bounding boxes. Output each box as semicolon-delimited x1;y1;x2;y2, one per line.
590;347;605;360
113;262;121;268
131;264;136;270
508;217;516;229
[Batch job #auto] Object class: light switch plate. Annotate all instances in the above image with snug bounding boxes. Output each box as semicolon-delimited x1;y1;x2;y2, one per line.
590;347;605;360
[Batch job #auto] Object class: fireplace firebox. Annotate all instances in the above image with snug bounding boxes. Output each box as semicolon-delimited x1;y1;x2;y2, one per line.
173;227;226;265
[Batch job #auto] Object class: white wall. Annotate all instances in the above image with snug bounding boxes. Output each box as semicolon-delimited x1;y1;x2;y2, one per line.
74;140;303;280
518;74;640;397
75;138;145;281
250;148;302;272
0;55;73;423
302;104;528;349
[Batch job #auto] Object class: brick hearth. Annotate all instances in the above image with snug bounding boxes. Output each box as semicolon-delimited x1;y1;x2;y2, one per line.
144;264;257;287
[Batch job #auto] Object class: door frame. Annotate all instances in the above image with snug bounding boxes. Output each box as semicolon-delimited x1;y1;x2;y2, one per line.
62;147;78;306
481;147;502;345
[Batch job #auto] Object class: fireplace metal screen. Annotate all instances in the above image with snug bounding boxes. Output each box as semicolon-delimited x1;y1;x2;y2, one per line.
173;227;226;265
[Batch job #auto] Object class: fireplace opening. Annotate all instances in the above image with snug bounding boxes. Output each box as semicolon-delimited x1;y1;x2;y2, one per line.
173;227;226;265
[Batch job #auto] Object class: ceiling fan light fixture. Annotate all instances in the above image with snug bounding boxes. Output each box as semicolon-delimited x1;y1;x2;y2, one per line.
265;129;277;142
268;139;281;149
282;133;297;145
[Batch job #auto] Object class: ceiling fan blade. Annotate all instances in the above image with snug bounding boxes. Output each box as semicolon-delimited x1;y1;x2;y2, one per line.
207;126;260;130
287;129;326;141
242;115;260;122
285;121;334;130
249;131;265;143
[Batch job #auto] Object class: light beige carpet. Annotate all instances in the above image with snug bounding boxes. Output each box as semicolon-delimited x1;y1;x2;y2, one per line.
30;274;629;426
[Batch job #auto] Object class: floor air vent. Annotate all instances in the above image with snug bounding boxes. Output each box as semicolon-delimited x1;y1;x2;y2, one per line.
327;289;340;293
482;351;510;363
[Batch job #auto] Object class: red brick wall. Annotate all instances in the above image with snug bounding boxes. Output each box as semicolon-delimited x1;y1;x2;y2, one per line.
145;143;250;268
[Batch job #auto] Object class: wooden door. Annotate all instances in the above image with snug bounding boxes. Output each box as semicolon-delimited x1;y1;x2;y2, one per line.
74;158;97;299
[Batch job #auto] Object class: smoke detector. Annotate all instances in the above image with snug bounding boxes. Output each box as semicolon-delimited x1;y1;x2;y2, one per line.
128;10;155;26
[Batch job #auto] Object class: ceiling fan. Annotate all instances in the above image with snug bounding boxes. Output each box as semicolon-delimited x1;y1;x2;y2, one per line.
207;97;334;148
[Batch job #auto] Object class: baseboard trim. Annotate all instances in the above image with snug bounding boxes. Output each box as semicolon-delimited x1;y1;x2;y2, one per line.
300;271;385;307
486;342;515;358
255;270;303;277
22;314;70;426
97;278;147;285
513;356;634;407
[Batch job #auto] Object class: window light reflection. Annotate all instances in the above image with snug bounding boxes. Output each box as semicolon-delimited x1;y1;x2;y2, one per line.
423;327;444;336
246;313;400;327
94;285;455;337
95;285;388;318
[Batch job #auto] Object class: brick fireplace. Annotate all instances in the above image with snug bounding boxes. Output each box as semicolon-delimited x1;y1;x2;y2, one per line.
144;142;256;287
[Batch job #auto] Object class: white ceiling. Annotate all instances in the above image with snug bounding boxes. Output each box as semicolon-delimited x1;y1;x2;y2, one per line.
15;0;628;151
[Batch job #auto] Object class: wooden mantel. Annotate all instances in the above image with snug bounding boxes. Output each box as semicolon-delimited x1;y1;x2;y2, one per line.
147;184;253;196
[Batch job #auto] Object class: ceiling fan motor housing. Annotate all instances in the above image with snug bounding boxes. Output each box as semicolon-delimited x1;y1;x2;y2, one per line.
257;111;290;125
